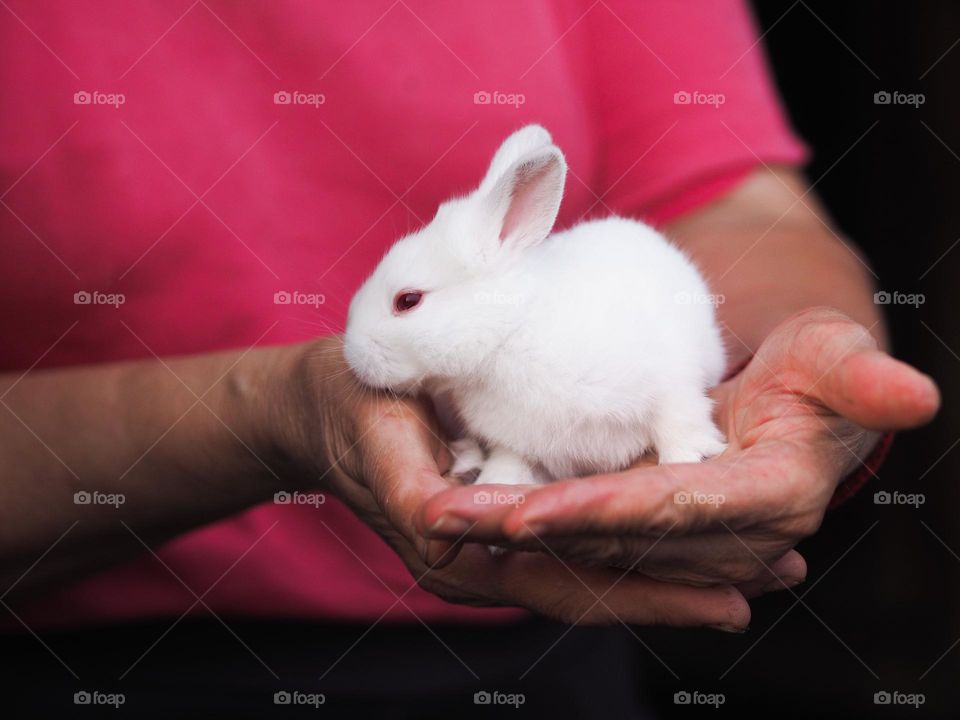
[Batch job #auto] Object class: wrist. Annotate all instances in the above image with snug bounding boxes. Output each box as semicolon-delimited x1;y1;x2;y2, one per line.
217;343;309;493
265;336;358;493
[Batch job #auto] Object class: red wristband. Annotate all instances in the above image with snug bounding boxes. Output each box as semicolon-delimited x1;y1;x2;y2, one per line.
827;431;895;510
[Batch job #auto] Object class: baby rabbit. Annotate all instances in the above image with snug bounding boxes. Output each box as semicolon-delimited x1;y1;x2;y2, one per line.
344;125;726;488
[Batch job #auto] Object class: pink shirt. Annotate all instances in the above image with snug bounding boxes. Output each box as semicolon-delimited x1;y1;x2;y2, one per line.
1;0;805;627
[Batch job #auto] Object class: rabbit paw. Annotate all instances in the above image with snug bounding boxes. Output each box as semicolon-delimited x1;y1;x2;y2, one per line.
653;388;728;464
474;446;539;486
447;438;485;482
656;424;727;464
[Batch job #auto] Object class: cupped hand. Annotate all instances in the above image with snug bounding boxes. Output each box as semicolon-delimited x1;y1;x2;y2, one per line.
419;307;940;587
285;337;753;629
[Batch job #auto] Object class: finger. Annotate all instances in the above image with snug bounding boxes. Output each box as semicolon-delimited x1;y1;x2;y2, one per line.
419;483;543;539
818;349;940;430
517;532;808;591
492;551;751;630
438;516;806;591
419;455;784;542
766;309;939;430
424;538;461;569
736;550;807;599
364;403;463;564
420;466;765;543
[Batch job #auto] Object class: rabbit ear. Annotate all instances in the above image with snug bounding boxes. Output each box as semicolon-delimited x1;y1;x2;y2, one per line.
482;144;566;254
478;125;553;194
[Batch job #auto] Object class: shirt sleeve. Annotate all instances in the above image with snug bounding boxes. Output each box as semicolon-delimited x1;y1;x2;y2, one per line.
572;0;809;224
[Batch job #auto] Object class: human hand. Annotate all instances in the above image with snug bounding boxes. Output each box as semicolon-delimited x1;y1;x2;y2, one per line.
419;308;940;587
280;337;756;628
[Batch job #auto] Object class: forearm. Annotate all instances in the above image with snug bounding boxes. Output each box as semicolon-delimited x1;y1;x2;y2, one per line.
665;167;887;368
0;343;303;598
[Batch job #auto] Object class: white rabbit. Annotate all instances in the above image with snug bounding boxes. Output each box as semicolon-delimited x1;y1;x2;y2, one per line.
344;125;726;488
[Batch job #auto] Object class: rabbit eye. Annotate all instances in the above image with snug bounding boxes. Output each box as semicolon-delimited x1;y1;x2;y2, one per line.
394;291;423;314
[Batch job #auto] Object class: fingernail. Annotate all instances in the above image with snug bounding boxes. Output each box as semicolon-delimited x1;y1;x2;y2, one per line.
763;576;804;593
424;539;454;568
708;623;749;634
428;514;470;536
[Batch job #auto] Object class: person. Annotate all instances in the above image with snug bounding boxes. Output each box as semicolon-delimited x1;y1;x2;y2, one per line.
0;0;939;716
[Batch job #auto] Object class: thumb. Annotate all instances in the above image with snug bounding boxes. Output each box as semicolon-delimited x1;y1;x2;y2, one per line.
761;309;940;430
819;349;940;430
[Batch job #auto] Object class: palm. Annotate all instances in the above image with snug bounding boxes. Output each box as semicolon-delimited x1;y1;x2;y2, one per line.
419;308;939;587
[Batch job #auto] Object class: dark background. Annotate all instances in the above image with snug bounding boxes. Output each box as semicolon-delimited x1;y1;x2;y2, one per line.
643;2;960;718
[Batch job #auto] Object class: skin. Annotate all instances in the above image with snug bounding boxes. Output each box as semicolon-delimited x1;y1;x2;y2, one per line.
0;168;939;632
